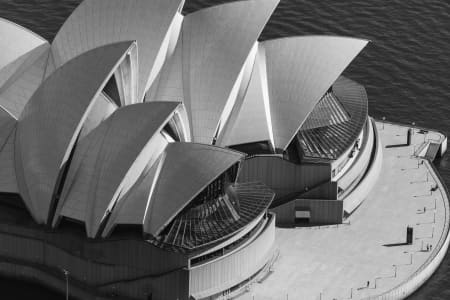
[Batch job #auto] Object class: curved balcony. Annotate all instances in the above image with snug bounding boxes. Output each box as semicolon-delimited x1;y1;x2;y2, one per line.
340;118;383;214
295;76;369;162
189;212;275;299
337;117;373;197
155;182;274;251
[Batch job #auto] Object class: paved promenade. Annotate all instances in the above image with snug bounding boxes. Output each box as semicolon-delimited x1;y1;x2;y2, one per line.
240;122;449;300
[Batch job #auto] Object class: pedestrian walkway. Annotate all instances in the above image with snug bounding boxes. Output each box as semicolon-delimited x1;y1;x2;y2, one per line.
238;122;449;300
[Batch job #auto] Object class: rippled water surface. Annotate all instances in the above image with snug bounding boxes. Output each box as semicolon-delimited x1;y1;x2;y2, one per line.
0;0;449;299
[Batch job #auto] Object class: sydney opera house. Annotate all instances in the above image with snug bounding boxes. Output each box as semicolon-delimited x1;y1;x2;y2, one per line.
0;0;381;299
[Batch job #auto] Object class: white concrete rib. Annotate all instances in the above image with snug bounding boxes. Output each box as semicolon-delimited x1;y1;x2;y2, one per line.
54;102;179;238
181;0;279;144
219;44;273;147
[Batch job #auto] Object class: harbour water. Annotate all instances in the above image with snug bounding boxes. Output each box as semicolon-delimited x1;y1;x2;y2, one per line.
0;0;449;298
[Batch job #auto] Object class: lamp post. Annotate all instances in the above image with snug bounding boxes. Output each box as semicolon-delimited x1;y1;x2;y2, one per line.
62;268;69;300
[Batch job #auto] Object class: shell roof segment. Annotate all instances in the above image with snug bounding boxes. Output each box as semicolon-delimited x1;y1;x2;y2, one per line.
55;102;180;237
144;142;245;237
181;0;279;144
262;36;368;150
0;0;371;245
51;0;183;101
15;41;135;224
0;17;47;71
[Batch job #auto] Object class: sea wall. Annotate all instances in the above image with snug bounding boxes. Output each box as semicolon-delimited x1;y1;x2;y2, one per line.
361;137;450;300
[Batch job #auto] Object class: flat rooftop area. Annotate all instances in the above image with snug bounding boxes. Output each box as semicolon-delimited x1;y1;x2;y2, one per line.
241;121;448;300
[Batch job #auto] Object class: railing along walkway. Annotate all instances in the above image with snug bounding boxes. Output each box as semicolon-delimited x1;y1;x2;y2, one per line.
361;159;450;299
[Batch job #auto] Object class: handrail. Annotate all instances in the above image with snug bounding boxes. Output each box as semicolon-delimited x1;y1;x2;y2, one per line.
362;159;450;299
338;117;375;198
376;119;447;144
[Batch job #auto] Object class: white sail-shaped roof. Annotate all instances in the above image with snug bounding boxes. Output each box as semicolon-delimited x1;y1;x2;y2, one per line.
0;18;50;118
0;126;18;193
51;0;183;101
102;156;162;237
181;0;279;144
219;44;273;147
0;107;16;149
15;41;135;224
146;27;193;141
55;102;179;237
0;17;47;70
0;44;50;118
144;142;244;236
0;110;16;193
147;32;184;104
0;43;48;89
78;92;118;140
262;36;368;150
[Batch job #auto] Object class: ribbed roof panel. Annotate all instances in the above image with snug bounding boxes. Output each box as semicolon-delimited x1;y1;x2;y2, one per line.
144;142;245;237
0;17;47;71
51;0;182;101
0;44;50;118
15;42;134;224
55;102;179;237
262;36;368;150
182;0;279;144
220;45;272;147
297;76;369;160
156;182;274;250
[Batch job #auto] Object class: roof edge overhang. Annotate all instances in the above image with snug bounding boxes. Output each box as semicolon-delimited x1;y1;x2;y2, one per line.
15;41;137;225
261;35;369;151
146;143;245;237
